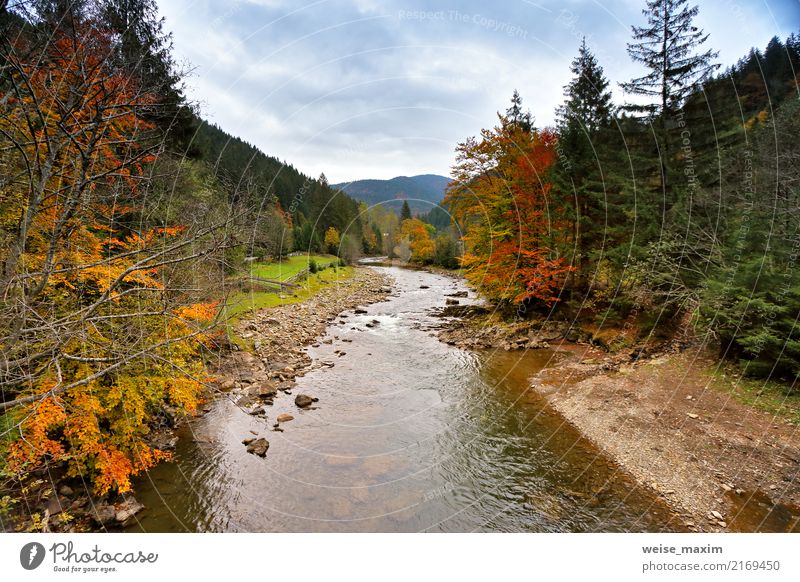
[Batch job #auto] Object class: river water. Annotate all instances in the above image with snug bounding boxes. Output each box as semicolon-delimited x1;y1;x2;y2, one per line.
127;266;678;532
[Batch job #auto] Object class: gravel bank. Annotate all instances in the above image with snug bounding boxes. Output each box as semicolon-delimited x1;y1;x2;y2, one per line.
531;348;800;532
214;267;394;411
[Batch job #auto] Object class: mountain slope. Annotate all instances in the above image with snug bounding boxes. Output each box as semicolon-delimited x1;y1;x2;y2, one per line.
332;174;450;214
192;118;362;237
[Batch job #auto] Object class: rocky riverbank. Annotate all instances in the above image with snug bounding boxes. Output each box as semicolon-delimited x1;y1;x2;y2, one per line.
530;347;800;532
437;307;573;350
211;267;394;446
1;267;393;533
434;301;800;532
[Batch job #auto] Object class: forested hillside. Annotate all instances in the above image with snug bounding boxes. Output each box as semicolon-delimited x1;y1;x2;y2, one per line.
333;174;450;214
445;6;800;383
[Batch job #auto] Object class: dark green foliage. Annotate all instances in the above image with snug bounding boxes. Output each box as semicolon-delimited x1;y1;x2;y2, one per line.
433;234;459;269
420;205;452;232
400;200;412;221
544;14;799;384
621;0;719;199
505;89;533;133
699;99;800;384
309;259;318;274
191;120;364;252
553;38;616;291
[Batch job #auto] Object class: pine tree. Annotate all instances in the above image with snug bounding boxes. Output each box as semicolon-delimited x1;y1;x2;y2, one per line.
99;0;193;150
554;38;614;291
558;38;613;135
505;89;533;133
400;200;412;221
621;0;718;195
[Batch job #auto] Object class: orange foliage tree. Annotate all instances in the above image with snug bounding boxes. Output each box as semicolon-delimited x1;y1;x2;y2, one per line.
0;25;221;494
400;218;435;264
444;119;573;306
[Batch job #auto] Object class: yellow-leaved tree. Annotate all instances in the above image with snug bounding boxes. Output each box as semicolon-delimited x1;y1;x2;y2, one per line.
0;23;225;495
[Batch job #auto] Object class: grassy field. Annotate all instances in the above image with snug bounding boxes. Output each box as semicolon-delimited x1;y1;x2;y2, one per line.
249;254;338;282
223;257;354;346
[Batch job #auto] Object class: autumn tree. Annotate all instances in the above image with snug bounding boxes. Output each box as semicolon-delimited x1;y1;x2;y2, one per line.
0;13;228;495
324;226;341;254
444;115;573;307
399;218;434;264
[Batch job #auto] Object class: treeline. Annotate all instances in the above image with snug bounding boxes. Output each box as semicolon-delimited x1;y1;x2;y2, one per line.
188;119;373;263
444;0;800;384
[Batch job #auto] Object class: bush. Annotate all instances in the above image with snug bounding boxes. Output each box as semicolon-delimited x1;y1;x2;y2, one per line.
309;259;318;274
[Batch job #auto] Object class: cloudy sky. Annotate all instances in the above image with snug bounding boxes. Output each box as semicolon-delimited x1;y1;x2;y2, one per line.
159;0;799;183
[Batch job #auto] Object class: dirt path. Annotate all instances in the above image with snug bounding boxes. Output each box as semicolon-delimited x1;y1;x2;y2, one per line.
532;346;800;532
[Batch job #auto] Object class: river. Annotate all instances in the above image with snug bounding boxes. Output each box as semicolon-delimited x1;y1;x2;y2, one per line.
126;265;678;532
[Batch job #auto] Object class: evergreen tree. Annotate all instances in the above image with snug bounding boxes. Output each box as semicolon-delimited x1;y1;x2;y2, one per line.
400;200;412;221
621;0;718;195
554;39;614;291
505;89;533;133
557;38;612;135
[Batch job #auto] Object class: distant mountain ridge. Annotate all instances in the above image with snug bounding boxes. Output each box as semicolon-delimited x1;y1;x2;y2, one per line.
332;174;450;214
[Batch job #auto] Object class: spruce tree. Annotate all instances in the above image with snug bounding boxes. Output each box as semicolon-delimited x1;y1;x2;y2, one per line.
621;0;718;195
505;89;533;133
554;39;614;291
400;200;412;222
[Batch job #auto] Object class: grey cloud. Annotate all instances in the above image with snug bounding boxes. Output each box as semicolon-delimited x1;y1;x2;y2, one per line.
161;0;790;182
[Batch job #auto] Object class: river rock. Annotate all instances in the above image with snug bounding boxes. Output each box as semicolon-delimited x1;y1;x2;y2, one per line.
58;484;74;497
446;290;468;297
445;298;460;305
237;394;257;408
91;503;117;526
47;495;64;516
354;308;368;314
256;383;278;398
277;413;294;423
295;394;317;408
71;497;88;511
242;437;256;445
115;497;144;523
246;438;270;457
